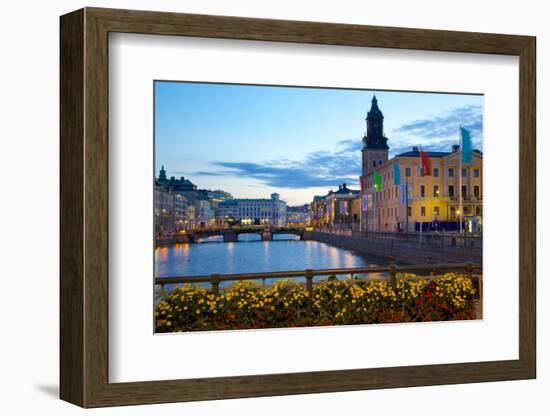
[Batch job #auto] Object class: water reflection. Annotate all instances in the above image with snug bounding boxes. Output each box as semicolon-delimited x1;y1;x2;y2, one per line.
155;234;384;281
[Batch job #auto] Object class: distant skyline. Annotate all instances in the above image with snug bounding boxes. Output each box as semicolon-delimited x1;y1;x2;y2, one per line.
155;81;483;205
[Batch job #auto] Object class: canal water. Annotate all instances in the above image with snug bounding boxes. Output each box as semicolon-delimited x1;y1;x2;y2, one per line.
155;234;388;287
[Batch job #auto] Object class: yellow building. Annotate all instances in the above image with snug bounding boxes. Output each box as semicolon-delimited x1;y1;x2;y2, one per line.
311;184;361;227
359;96;482;233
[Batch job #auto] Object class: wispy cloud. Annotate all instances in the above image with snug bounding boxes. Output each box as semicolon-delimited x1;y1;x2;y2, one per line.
391;104;483;156
189;105;483;189
192;139;362;190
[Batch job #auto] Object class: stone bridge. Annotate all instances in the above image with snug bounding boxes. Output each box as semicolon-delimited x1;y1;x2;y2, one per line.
167;227;312;244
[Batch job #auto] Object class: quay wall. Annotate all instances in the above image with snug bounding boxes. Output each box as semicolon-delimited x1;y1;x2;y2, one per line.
311;231;482;265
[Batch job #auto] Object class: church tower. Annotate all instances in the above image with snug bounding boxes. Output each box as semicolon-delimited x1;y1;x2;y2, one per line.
361;95;389;175
159;165;167;181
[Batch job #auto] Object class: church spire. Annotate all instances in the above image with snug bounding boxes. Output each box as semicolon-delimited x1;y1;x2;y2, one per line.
363;94;388;150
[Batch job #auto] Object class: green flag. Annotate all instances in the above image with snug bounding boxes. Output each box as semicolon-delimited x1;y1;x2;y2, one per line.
374;171;382;192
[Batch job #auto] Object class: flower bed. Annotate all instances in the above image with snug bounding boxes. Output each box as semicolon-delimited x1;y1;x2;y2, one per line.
155;272;478;333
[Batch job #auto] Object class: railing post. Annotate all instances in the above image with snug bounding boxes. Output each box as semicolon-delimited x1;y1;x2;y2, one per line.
465;262;481;319
478;273;483;319
305;269;314;318
211;274;220;296
389;262;397;287
465;262;473;280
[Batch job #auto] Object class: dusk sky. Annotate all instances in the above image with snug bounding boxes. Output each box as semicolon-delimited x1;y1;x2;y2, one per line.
155;82;483;206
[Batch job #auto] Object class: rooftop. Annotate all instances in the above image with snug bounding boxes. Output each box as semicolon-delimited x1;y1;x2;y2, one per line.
395;145;482;158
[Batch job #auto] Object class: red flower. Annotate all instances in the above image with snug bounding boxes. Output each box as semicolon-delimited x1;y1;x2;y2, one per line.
417;299;424;305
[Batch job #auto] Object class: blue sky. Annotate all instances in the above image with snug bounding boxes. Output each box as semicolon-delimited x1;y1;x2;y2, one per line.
155;82;483;205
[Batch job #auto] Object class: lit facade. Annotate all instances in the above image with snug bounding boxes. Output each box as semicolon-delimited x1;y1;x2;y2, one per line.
216;193;287;227
360;96;483;233
286;204;312;227
154;185;189;236
310;183;360;227
156;166;235;230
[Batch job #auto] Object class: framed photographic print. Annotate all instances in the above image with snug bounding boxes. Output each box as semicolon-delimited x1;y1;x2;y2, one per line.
60;7;536;407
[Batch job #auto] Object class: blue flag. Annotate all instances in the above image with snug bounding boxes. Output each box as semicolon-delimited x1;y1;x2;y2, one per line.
393;161;401;185
460;127;473;164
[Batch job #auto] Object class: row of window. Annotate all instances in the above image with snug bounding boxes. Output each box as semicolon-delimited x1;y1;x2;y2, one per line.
367;167;480;188
372;184;481;202
404;167;480;178
420;184;481;198
368;205;482;219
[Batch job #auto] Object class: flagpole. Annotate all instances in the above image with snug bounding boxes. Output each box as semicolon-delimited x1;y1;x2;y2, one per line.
459;126;463;234
405;178;409;234
419;146;423;238
359;176;363;233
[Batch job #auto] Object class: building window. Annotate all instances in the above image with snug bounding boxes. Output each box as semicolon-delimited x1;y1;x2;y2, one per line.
474;168;480;177
434;206;440;216
462;168;467;177
450;206;456;218
474;185;480;198
379;160;383;165
448;168;454;177
433;168;439;177
448;185;455;198
420;184;425;197
407;206;412;217
372;160;376;167
421;206;426;217
405;167;411;177
476;206;481;215
462;185;467;197
420;167;425;177
433;184;439;197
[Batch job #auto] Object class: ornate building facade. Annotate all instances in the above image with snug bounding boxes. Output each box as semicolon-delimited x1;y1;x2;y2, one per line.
360;96;483;233
216;193;288;227
310;183;361;227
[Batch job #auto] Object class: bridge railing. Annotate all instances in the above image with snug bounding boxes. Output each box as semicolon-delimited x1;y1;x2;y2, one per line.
155;262;483;317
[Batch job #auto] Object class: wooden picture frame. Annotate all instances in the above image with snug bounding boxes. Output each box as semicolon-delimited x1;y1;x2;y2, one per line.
60;7;536;408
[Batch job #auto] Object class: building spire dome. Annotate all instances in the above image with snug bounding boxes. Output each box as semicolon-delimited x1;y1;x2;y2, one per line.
159;165;167;180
